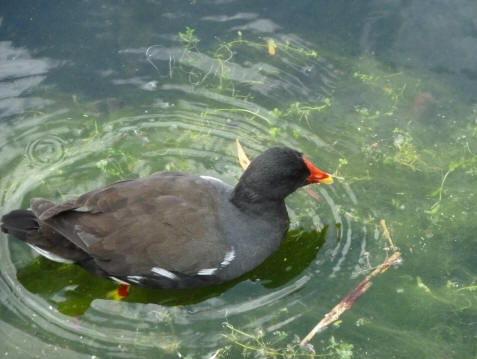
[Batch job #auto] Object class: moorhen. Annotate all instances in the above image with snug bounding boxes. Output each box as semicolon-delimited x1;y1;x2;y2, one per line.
1;147;332;289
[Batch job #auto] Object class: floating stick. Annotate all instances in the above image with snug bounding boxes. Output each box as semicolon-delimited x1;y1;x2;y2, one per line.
300;250;401;346
380;219;397;251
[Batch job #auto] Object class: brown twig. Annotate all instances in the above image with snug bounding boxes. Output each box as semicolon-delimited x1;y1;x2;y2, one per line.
300;251;401;346
303;186;322;201
301;220;401;346
380;219;396;251
235;140;401;346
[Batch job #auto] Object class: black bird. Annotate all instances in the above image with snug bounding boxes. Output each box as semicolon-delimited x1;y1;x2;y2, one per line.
1;147;333;289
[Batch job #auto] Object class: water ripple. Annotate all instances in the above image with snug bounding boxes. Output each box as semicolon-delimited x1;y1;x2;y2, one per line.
26;135;65;165
0;30;376;358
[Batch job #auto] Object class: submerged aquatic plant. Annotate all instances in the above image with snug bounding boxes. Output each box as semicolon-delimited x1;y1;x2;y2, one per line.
384;128;420;171
5;24;477;359
178;26;200;50
220;322;354;359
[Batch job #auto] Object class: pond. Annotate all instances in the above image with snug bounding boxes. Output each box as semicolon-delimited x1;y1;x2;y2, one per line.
1;1;476;358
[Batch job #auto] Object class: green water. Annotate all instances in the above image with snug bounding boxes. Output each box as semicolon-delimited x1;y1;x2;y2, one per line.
1;1;477;358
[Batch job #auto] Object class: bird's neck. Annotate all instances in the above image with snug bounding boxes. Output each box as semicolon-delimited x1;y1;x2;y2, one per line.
230;183;286;216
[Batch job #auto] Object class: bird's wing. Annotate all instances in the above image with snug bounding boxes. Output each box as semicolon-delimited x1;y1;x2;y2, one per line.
32;173;229;276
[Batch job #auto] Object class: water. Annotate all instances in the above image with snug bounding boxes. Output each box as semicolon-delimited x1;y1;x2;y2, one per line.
1;1;476;358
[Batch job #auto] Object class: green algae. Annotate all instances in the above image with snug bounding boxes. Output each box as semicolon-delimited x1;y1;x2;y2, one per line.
2;29;477;358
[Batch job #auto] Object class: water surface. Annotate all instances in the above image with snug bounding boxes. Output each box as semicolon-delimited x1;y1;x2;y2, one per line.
1;1;476;358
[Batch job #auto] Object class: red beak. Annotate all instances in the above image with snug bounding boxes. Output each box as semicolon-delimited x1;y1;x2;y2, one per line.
303;156;333;184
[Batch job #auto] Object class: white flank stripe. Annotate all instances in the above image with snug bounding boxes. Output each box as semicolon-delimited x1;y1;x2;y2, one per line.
151;267;178;280
109;276;129;285
220;248;236;267
126;276;143;284
197;268;218;275
27;244;74;264
200;175;224;184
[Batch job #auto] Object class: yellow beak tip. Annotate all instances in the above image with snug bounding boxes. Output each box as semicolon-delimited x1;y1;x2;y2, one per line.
318;176;334;184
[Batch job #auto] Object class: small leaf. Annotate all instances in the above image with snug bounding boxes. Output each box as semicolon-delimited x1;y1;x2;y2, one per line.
428;202;441;214
236;139;251;170
430;188;442;197
448;160;462;172
416;276;432;293
267;39;277;56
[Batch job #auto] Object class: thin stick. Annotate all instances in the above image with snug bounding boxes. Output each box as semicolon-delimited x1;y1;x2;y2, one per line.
303;186;322;201
235;140;401;346
300;251;402;346
380;219;396;251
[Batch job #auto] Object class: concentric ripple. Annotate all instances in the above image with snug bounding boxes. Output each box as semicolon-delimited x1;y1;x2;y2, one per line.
0;31;379;358
26;135;65;165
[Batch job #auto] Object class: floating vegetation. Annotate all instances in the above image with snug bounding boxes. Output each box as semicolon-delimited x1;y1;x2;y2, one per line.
220;322;353;359
178;26;200;50
2;23;477;359
144;28;477;357
383;128;420;171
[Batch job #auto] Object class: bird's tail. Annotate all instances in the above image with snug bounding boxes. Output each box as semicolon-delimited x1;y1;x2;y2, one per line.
1;209;39;242
2;209;90;263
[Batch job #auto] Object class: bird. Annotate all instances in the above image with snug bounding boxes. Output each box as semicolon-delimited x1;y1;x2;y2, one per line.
1;147;333;289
